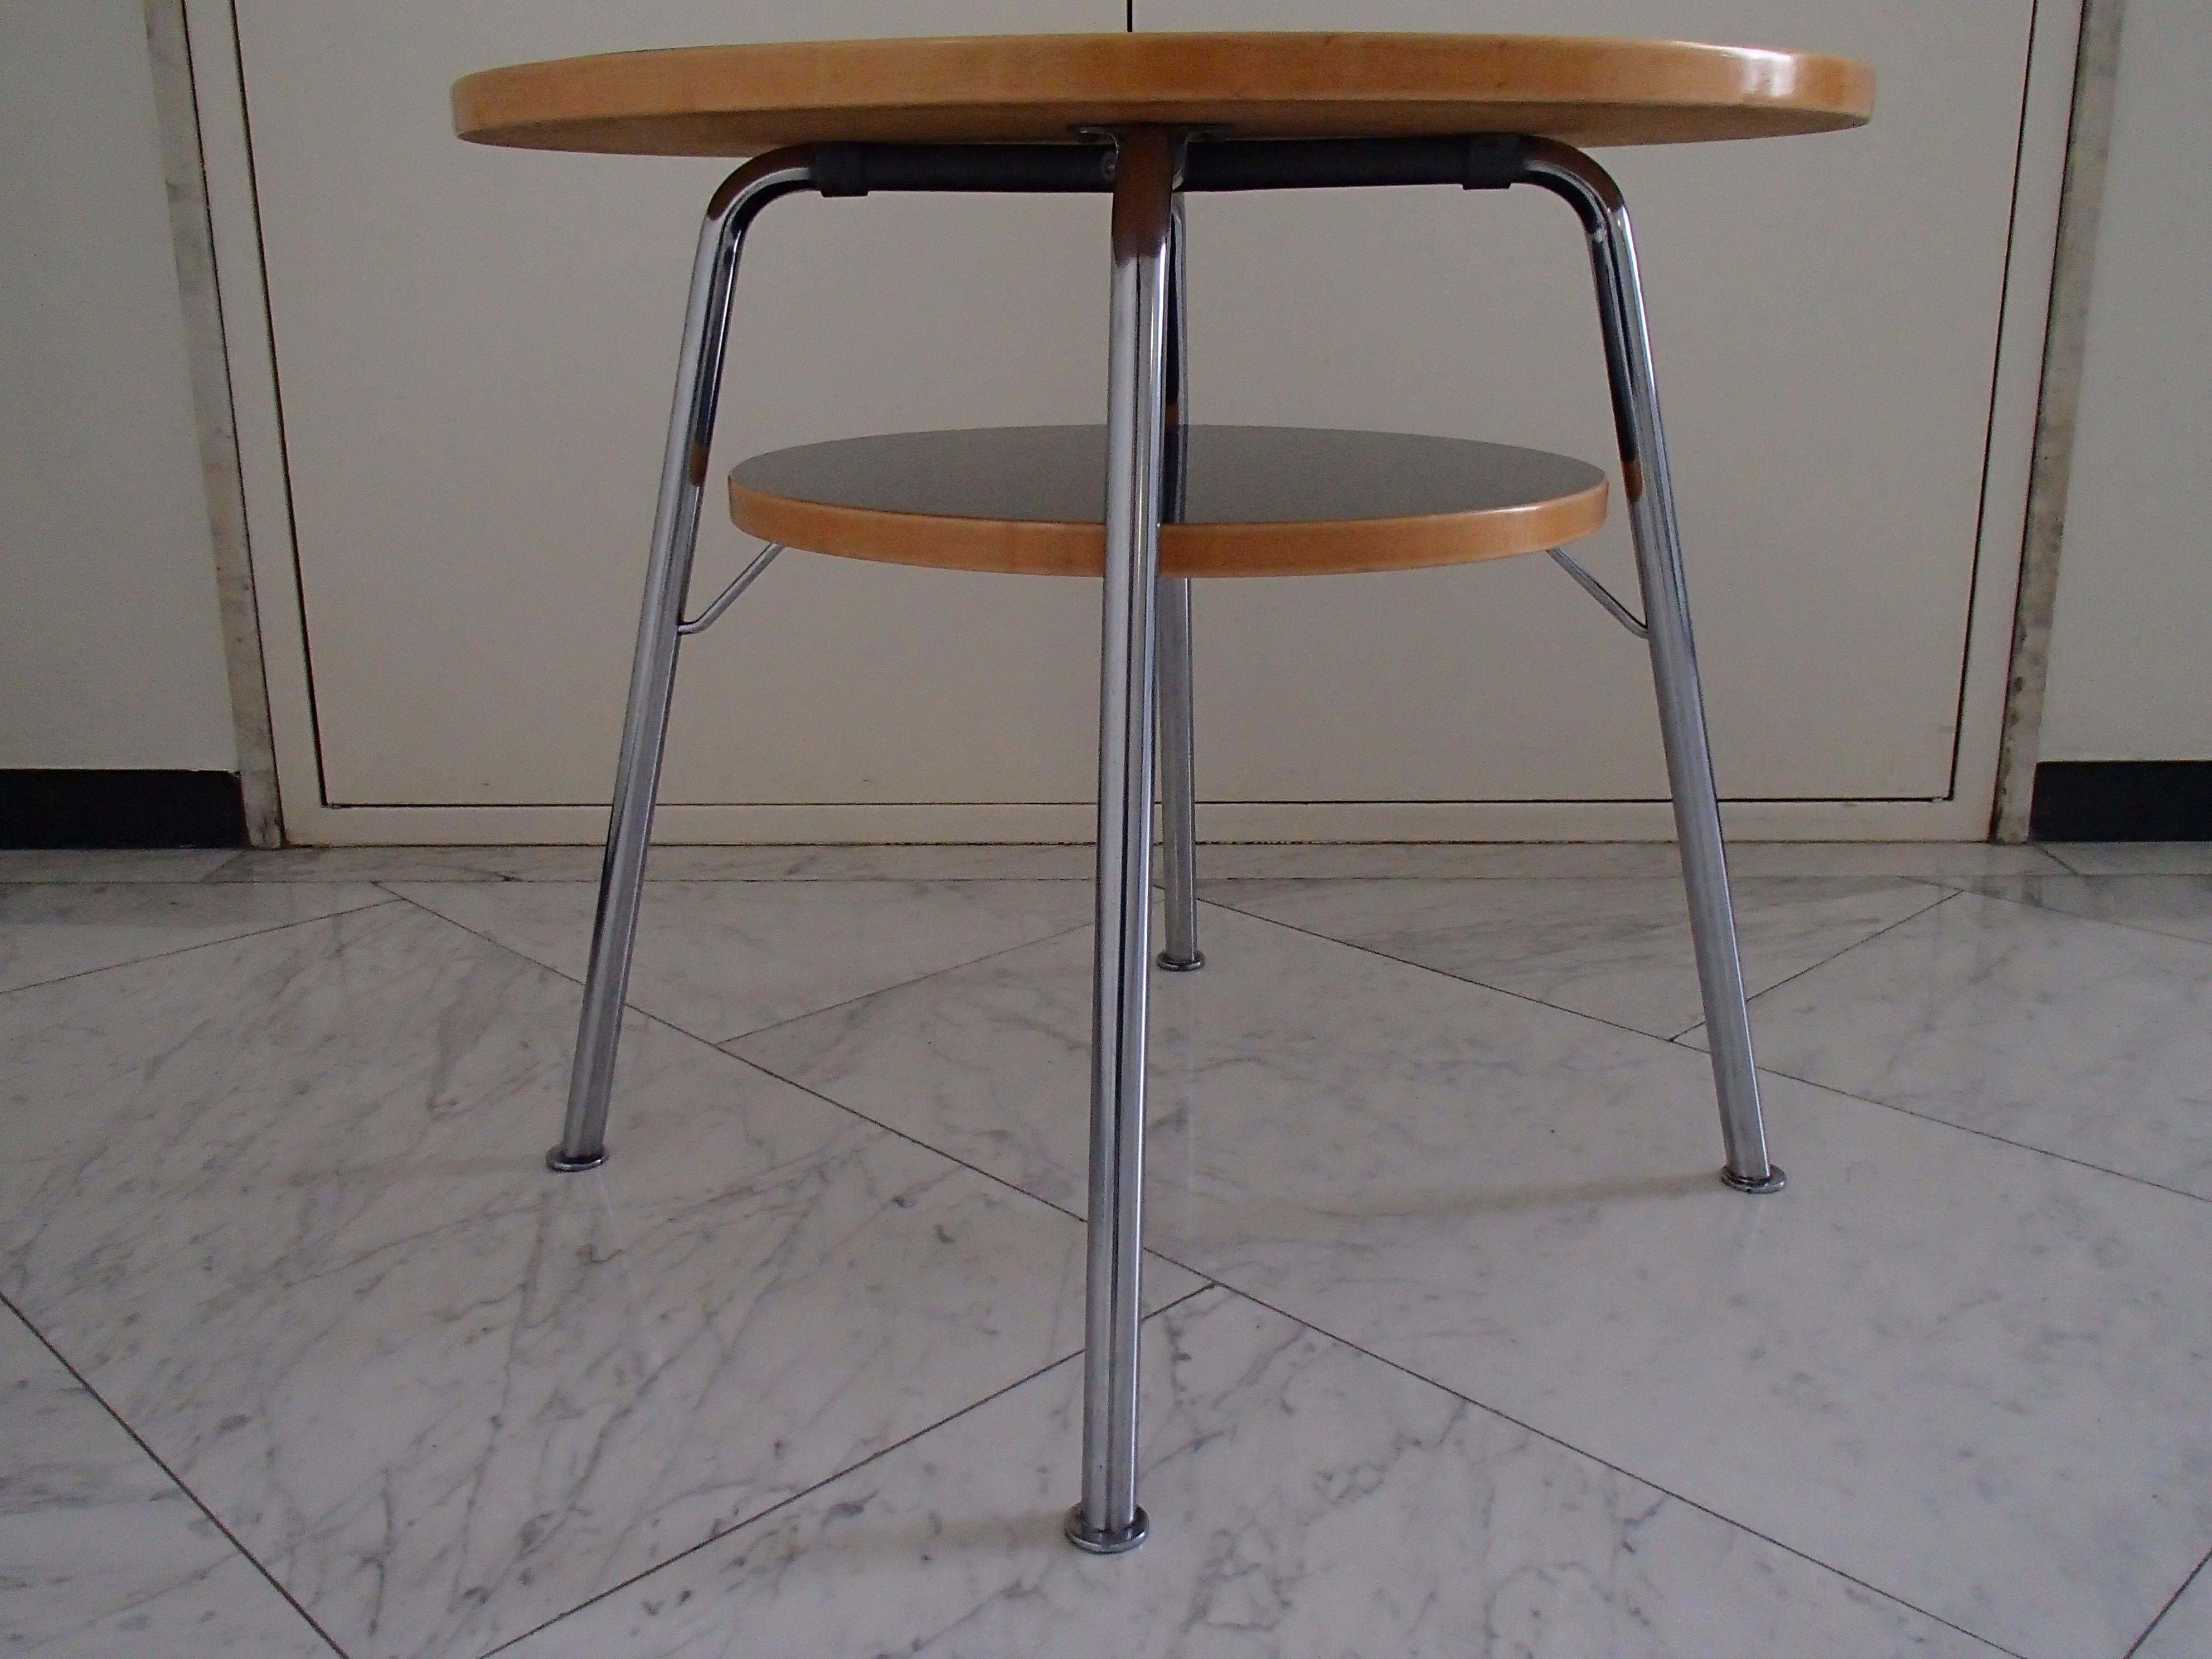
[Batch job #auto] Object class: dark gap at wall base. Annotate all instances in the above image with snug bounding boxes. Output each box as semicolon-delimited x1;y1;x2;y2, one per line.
2030;761;2212;842
1;771;248;849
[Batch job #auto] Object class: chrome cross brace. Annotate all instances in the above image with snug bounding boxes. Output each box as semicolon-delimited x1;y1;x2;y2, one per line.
1548;545;1648;639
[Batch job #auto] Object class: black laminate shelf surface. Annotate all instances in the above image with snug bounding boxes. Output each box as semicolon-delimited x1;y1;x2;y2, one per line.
730;425;1608;576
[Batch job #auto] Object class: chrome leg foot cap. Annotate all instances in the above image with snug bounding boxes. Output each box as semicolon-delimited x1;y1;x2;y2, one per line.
1063;1505;1149;1555
1721;1163;1786;1195
546;1144;607;1173
1156;951;1205;972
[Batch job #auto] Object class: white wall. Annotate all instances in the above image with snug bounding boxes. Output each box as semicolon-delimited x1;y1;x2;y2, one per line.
2039;0;2212;764
0;0;235;771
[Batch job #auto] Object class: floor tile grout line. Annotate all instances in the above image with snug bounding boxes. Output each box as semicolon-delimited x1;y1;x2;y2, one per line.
1657;887;1961;1044
375;880;1095;1053
0;892;401;1004
2123;1542;2211;1658
727;1047;1092;1229
1633;883;2212;1203
2037;848;2212;880
1176;1279;2028;1658
1194;892;1709;1051
2041;844;2103;876
722;1042;1230;1292
725;886;2212;1249
714;921;1096;1046
0;1288;352;1658
475;1284;1218;1658
1938;875;2212;952
1731;1052;2212;1207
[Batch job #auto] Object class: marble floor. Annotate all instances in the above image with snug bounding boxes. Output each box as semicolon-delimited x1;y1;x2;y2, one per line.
2;839;2209;1657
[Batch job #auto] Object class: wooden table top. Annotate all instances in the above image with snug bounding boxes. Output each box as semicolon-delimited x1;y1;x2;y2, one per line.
727;426;1609;579
453;33;1872;157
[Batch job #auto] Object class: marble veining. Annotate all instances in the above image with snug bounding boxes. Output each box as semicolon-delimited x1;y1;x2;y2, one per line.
0;1302;331;1657
508;1289;2002;1658
1717;890;2212;1198
1206;875;1944;1037
0;901;1197;1658
391;877;1089;1042
736;904;2212;1658
0;881;389;995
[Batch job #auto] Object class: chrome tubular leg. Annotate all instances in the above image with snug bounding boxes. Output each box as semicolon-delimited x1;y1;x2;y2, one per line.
550;152;816;1174
1156;578;1201;969
1157;195;1203;972
1067;128;1176;1556
1523;142;1783;1195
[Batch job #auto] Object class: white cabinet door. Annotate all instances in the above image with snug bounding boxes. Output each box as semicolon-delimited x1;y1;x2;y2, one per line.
206;1;2067;841
1142;0;2047;821
219;1;1120;836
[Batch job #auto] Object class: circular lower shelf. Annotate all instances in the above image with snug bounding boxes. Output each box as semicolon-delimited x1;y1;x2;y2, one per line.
727;425;1607;578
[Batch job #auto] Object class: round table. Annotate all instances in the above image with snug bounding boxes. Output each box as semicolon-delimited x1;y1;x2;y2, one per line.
454;31;1870;1556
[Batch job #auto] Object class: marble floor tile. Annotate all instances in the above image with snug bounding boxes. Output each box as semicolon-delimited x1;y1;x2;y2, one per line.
736;905;2212;1659
0;903;1199;1659
511;1289;2001;1659
0;881;389;995
2136;1555;2212;1659
2043;841;2212;876
1720;841;2067;879
207;843;1103;883
1959;872;2212;946
1206;876;1944;1038
391;878;1090;1043
0;848;238;883
1711;891;2212;1198
1196;842;2066;882
0;1302;332;1657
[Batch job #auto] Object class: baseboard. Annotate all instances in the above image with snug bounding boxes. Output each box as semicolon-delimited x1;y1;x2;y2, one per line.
0;770;249;849
2029;761;2212;842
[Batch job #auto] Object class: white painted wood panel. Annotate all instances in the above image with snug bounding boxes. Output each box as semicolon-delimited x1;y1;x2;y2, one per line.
204;1;2067;840
227;0;1118;816
1148;0;2034;804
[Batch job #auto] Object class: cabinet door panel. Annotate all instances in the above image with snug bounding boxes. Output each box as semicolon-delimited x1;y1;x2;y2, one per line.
1142;0;2032;800
236;0;1118;808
